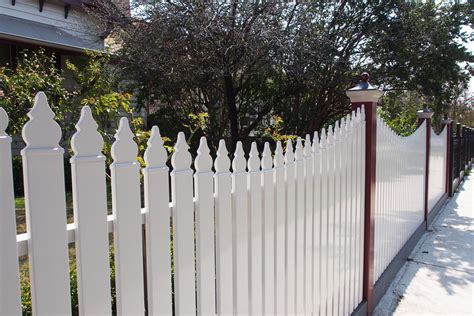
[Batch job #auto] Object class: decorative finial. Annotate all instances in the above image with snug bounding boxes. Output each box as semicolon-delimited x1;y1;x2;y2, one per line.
232;141;246;173
261;142;272;170
22;92;62;149
304;134;312;157
214;139;230;173
71;106;103;157
171;132;191;171
320;128;327;149
111;117;138;164
248;142;260;172
284;139;294;164
295;138;303;161
274;141;284;167
312;131;320;154
0;107;8;137
195;137;212;173
144;126;167;168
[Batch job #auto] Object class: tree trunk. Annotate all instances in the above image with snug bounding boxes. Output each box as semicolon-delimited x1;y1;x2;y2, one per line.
223;73;239;153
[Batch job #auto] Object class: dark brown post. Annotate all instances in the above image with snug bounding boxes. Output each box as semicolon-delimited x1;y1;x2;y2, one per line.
456;123;462;181
416;108;433;227
346;73;383;316
442;119;453;196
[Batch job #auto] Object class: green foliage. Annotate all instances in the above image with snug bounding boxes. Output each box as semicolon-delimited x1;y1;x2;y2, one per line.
378;91;421;136
0;49;75;137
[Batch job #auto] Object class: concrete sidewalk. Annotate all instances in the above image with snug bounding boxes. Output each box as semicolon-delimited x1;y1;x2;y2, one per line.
374;174;474;316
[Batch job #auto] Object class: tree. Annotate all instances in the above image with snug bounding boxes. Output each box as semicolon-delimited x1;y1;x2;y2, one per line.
87;1;472;150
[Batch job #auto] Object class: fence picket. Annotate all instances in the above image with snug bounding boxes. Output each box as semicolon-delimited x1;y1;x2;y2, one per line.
0;107;21;316
194;137;216;315
248;142;263;315
171;132;197;315
327;126;336;316
312;132;321;316
274;141;286;314
214;140;234;315
333;122;342;316
110;118;145;315
262;142;275;315
21;92;72;315
143;126;173;315
284;140;296;315
295;138;305;315
232;141;249;314
71;106;111;315
319;129;329;316
304;134;314;314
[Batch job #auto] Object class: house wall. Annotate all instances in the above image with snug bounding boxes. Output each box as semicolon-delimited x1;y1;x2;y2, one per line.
0;0;102;48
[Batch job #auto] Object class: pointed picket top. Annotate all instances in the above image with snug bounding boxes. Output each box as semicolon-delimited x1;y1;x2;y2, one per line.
22;92;62;149
232;141;246;173
361;104;366;120
248;142;260;172
312;131;320;154
274;141;284;167
111;117;138;164
214;139;230;173
339;118;346;138
71;106;104;158
194;136;212;173
171;132;191;171
261;142;273;170
351;110;356;123
320;128;327;149
304;134;312;158
295;137;303;161
333;122;340;142
284;139;295;164
0;107;8;137
144;126;167;168
355;107;361;123
327;125;334;146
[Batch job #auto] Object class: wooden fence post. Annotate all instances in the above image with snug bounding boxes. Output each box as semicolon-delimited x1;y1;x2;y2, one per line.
441;119;453;197
346;73;383;316
21;92;72;314
0;107;21;315
416;108;433;227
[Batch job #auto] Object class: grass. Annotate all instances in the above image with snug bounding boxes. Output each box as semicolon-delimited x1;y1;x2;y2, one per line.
15;192;75;234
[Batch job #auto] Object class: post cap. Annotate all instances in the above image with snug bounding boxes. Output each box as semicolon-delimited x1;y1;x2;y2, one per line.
441;118;453;124
346;73;384;103
416;107;434;119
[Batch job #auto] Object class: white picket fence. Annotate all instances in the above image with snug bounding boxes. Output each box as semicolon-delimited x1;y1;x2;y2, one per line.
428;128;448;212
0;92;367;315
373;118;427;283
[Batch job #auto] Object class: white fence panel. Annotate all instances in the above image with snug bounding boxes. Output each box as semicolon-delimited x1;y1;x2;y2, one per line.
194;137;216;315
143;126;173;315
0;107;21;316
71;106;111;315
171;132;197;315
5;91;376;316
21;92;72;315
110;117;145;315
374;118;426;283
428;127;447;212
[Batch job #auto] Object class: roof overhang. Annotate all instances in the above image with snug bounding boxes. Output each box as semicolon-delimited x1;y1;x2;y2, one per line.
0;14;104;53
